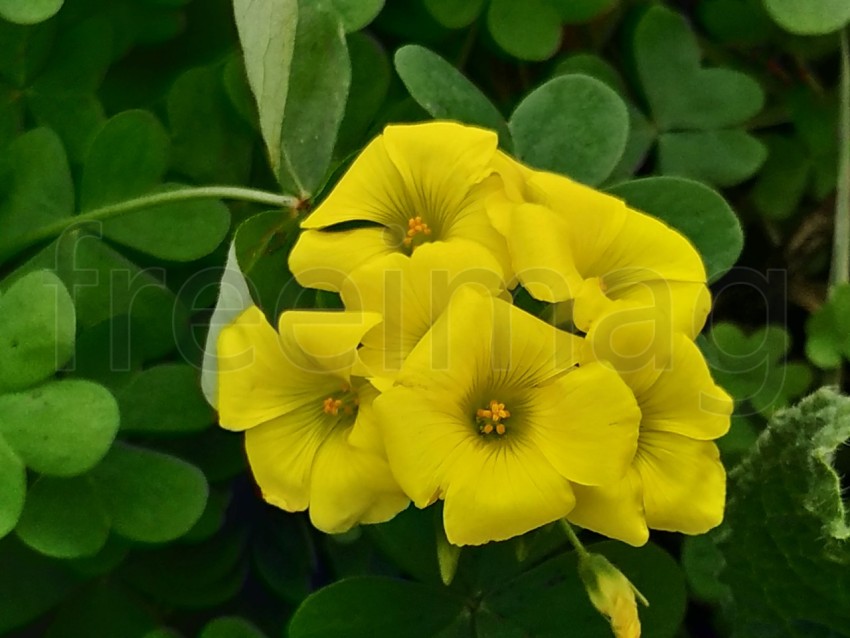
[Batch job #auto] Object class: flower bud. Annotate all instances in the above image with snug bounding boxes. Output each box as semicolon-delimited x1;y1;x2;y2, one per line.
578;553;647;638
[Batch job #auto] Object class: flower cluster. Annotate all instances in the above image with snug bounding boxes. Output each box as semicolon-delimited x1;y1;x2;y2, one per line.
216;121;732;547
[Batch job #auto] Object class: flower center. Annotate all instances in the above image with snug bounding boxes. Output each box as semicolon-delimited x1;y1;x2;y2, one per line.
322;383;359;418
476;399;511;436
402;216;432;248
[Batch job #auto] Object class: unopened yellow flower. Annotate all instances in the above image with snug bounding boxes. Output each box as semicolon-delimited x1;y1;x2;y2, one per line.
488;155;709;337
567;317;732;545
340;239;505;383
217;306;409;533
373;287;641;546
289;122;513;292
578;553;646;638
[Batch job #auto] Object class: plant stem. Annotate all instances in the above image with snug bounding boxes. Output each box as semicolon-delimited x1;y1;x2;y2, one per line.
4;186;299;263
560;520;590;559
827;30;850;388
832;30;850;291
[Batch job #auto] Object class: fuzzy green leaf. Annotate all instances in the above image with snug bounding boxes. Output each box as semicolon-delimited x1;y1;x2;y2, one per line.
716;389;850;636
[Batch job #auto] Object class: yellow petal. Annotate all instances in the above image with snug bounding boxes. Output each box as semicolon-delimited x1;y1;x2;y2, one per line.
568;469;649;547
394;285;492;392
530;170;629;275
277;310;382;379
381;122;498;232
586;206;706;288
442;436;576;546
300;134;411;230
217;306;337;431
610;281;711;339
581;308;673;397
638;335;733;440
342;241;505;379
490;202;584;302
288;227;399;292
373;385;473;507
528;362;641;486
244;402;331;512
309;425;409;534
636;431;726;535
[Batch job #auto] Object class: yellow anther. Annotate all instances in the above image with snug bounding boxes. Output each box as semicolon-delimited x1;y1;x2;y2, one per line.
402;216;433;247
476;399;510;436
322;397;343;415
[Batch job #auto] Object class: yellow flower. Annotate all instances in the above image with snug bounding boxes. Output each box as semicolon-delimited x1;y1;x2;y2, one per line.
340;239;505;384
216;306;409;533
567;316;733;545
289;122;513;292
578;553;646;638
373;287;641;546
488;154;710;337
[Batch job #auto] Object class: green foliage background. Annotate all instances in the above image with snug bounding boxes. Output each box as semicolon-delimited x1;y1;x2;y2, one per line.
0;0;848;636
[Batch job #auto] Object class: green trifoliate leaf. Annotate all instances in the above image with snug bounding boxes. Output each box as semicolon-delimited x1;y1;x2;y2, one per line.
233;0;298;181
0;379;119;477
0;270;74;393
15;476;110;559
510;75;629;186
118;364;214;434
200;617;268;638
634;5;764;131
486;0;562;61
327;0;383;32
90;443;208;543
0;128;73;264
394;44;511;148
0;537;80;634
703;323;812;416
423;0;484;28
79;110;169;212
657;130;767;188
716;388;850;636
0;437;25;539
289;576;466;638
763;0;850;35
278;0;350;197
0;0;63;25
805;284;850;369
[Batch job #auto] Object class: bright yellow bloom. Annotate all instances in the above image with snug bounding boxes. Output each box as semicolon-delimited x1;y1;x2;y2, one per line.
567;317;733;545
578;553;646;638
340;240;505;384
216;306;408;533
289;122;513;292
488;154;710;337
373;287;641;546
